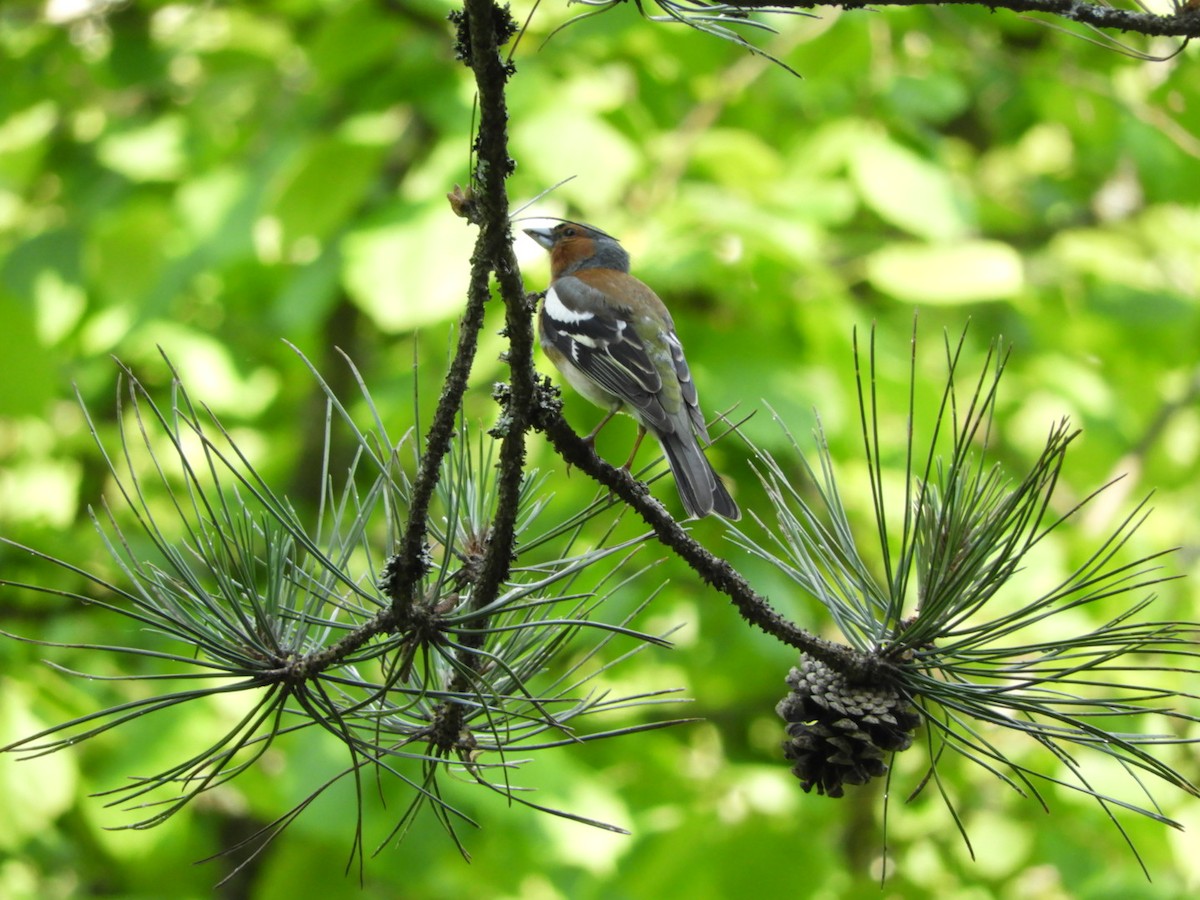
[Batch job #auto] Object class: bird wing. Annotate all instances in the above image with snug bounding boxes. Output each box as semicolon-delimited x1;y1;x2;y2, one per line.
541;275;676;433
664;328;709;443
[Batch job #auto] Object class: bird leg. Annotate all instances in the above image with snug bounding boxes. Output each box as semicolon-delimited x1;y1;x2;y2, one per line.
563;407;620;477
621;426;647;471
583;407;619;448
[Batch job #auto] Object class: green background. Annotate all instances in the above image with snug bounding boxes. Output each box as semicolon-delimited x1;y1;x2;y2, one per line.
1;1;1198;896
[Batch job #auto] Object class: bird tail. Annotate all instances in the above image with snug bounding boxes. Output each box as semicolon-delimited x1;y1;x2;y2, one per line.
658;431;740;521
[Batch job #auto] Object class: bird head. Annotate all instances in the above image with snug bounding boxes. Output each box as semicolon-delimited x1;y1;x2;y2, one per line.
523;221;630;277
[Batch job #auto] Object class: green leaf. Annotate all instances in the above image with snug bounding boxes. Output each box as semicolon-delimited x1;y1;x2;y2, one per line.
687;128;784;193
0;687;78;848
307;0;405;86
0;293;56;415
87;197;175;304
513;107;639;208
866;240;1024;304
266;136;389;249
851;137;973;240
96;116;186;183
884;74;970;126
0;101;58;188
341;202;470;331
1050;228;1165;292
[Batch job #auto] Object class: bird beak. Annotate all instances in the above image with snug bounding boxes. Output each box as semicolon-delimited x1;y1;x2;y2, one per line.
523;226;555;250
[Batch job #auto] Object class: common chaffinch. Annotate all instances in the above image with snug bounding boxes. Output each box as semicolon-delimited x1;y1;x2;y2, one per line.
524;221;740;520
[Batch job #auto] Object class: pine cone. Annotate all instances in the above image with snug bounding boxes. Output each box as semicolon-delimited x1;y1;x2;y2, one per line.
776;654;920;798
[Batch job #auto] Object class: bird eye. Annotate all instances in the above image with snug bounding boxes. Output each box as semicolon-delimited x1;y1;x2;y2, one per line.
562;226;577;237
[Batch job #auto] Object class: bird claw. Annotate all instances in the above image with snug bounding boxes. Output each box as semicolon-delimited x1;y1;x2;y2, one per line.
565;433;598;478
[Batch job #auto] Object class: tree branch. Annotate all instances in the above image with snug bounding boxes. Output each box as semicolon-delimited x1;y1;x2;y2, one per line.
533;398;889;682
465;0;533;611
377;6;519;618
643;0;1200;39
433;0;537;745
376;252;490;611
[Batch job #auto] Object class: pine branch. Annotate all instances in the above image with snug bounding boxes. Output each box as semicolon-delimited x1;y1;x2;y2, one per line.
532;400;882;679
563;1;1199;70
633;0;1200;39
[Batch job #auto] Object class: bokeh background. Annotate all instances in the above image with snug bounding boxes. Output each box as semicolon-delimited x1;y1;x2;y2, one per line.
1;1;1198;896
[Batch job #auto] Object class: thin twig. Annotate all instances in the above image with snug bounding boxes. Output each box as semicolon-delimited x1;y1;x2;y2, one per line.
716;1;1200;39
467;0;535;613
534;403;886;681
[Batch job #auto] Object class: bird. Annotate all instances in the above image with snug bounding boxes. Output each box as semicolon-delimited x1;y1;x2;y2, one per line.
524;220;740;520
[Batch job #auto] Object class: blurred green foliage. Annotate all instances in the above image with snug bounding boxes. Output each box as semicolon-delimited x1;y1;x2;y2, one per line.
0;1;1197;897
